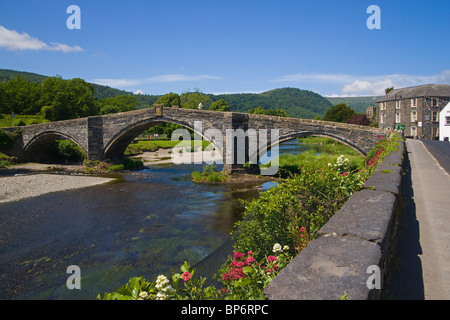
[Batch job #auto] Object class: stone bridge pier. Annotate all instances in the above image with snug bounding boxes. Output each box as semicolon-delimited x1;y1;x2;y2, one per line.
2;106;387;175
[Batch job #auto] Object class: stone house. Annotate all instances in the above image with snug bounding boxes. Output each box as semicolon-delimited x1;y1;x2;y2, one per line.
439;102;450;141
376;84;450;139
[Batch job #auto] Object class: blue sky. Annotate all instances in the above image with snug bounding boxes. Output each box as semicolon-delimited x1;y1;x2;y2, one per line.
1;0;450;97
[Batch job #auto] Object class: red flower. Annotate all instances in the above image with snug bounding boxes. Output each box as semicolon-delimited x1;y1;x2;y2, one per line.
267;256;277;263
233;252;245;260
181;271;191;281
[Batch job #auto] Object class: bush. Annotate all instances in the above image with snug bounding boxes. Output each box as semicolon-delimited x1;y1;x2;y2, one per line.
0;129;14;151
0;152;17;168
191;164;227;183
108;164;125;171
41;105;55;121
123;157;144;170
47;140;85;162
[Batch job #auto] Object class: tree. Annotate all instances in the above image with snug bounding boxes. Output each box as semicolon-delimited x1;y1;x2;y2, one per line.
39;77;99;120
210;99;230;112
99;105;121;115
102;95;139;113
3;77;41;114
249;106;289;117
385;87;394;94
180;89;210;109
323;103;356;123
41;106;55;121
154;92;181;108
346;114;371;126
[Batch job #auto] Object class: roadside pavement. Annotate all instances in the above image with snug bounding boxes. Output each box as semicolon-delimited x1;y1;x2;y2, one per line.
386;139;450;300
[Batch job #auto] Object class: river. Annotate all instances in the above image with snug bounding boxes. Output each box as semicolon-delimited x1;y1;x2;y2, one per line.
0;140;321;300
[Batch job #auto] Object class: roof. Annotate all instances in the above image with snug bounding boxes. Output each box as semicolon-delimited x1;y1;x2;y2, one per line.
377;84;450;102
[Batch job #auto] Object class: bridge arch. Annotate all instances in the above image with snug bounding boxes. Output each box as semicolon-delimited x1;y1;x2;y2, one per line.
103;117;224;161
255;131;367;166
23;131;87;162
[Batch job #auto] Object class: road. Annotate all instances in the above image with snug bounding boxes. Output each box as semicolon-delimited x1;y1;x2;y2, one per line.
386;139;450;300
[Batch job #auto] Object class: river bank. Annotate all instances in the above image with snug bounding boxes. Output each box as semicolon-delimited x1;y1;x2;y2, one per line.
0;173;116;204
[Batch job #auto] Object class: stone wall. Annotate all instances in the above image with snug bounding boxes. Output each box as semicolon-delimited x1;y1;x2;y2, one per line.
264;138;405;300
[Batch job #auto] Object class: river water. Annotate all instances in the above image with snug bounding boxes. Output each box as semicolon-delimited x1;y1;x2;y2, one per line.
0;141;321;300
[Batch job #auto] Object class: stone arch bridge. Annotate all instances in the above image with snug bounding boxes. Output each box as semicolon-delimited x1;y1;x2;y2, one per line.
3;106;387;174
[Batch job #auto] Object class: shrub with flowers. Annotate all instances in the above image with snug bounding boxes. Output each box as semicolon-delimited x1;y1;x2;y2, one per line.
217;244;293;300
98;261;220;300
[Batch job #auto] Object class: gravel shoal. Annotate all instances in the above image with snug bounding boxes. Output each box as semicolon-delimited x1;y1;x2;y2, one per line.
0;174;116;204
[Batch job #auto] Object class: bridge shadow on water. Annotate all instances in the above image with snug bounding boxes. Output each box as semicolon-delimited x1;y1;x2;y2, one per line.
384;147;425;300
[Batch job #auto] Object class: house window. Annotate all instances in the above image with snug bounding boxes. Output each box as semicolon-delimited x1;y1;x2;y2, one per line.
380;114;385;124
432;98;438;106
396;113;401;123
411;111;417;122
432;111;438;122
411;98;417;107
396;100;401;109
446;116;450;126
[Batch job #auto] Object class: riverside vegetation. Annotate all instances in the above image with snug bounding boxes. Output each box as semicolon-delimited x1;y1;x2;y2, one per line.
99;133;400;300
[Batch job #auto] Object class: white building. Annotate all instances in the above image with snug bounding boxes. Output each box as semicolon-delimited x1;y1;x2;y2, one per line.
439;102;450;141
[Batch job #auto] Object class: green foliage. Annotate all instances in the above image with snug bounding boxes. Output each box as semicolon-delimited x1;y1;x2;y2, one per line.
98;262;220;300
249;106;289;117
47;140;85;162
108;164;125;171
123;157;144;170
41;106;55;121
326;96;379;114
323;103;356;123
210;99;230;112
154;92;181;107
191;164;227;183
181;89;210;109
101;95;139;113
210;88;333;119
217;247;293;299
99;105;121;115
39;77;99;120
0;128;21;152
0;152;16;168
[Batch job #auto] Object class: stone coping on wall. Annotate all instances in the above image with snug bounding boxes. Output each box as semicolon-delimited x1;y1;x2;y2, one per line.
264;139;405;300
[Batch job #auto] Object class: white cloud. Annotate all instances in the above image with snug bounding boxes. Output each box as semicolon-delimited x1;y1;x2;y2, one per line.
92;74;222;88
0;25;83;53
271;70;450;96
134;89;145;95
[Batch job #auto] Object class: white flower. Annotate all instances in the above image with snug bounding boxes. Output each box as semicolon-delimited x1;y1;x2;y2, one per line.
273;243;283;253
156;292;168;300
139;291;149;299
283;245;289;251
162;285;175;293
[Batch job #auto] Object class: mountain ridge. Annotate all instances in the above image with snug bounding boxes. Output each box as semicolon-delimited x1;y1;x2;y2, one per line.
0;69;374;118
